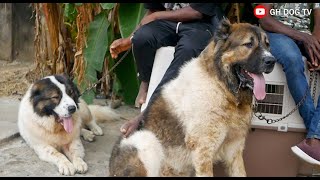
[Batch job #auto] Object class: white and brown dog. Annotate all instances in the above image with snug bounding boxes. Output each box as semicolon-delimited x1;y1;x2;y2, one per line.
108;19;276;177
18;74;120;176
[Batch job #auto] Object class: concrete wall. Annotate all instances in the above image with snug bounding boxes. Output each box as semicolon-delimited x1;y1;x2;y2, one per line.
0;3;34;62
0;4;12;61
12;3;35;62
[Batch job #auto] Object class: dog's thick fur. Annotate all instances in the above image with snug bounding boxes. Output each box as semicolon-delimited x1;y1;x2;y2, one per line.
108;19;276;177
18;74;120;176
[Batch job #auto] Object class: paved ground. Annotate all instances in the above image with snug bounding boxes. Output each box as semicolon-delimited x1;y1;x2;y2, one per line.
1;95;320;177
0;97;140;177
0;98;20;145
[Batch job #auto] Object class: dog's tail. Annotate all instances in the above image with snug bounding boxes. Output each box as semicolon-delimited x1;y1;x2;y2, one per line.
88;105;123;122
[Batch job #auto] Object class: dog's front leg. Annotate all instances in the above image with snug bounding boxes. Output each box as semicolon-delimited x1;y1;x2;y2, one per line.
62;138;88;174
33;144;75;176
224;139;246;177
190;148;214;176
225;151;246;177
186;125;227;177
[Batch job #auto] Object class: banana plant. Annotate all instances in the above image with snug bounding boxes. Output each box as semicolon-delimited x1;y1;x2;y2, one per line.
62;3;146;104
113;3;146;105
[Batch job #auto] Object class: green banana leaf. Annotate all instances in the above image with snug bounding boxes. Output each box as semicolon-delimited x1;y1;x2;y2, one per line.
63;3;77;22
112;3;147;105
76;65;98;104
76;3;147;105
80;11;110;104
113;51;139;105
118;3;146;38
84;11;109;72
100;3;115;10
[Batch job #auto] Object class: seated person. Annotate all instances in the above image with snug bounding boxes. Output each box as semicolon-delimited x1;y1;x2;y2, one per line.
258;3;320;165
110;3;224;137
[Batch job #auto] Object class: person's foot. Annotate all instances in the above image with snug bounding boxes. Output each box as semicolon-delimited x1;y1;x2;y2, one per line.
291;138;320;165
120;113;144;138
135;81;149;108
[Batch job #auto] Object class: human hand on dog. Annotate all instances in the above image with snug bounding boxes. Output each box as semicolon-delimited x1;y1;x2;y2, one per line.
110;38;132;59
120;115;143;138
120;121;139;138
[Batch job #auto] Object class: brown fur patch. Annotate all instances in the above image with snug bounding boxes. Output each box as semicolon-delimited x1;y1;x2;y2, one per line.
162;165;193;177
199;161;212;176
109;138;147;177
29;78;62;117
144;94;185;147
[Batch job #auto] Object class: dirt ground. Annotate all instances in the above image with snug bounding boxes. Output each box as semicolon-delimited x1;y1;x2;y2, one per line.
0;60;34;98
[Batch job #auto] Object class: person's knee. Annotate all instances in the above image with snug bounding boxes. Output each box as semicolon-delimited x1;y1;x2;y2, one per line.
282;52;305;73
131;25;156;48
267;33;304;72
175;30;211;60
268;33;298;54
175;43;200;61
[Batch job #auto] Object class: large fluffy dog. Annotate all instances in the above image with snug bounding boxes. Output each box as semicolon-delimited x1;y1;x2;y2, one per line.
108;19;276;177
18;74;120;176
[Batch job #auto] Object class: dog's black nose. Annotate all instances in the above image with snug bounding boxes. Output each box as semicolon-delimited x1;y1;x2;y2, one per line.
68;105;76;114
264;56;276;66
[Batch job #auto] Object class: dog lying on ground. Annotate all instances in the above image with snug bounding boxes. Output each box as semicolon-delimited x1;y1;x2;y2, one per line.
18;74;120;176
108;19;276;177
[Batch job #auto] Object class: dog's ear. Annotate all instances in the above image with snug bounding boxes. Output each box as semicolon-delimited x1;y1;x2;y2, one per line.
73;84;81;99
64;74;81;99
30;78;48;100
214;18;232;42
60;73;70;80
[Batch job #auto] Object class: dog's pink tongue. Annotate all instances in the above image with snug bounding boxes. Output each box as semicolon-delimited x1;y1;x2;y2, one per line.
247;72;266;100
62;117;73;134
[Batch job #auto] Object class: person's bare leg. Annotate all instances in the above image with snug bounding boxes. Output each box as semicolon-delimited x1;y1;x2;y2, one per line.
120;112;144;138
135;81;149;108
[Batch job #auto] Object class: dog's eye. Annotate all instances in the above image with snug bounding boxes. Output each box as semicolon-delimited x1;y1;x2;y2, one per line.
242;42;253;48
51;96;59;99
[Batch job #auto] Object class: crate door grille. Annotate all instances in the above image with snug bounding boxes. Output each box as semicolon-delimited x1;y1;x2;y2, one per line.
256;84;284;114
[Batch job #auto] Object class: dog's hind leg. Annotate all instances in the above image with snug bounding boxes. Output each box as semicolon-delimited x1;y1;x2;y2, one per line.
33;144;76;176
109;142;148;177
223;138;246;177
109;131;164;177
62;138;88;174
186;124;227;177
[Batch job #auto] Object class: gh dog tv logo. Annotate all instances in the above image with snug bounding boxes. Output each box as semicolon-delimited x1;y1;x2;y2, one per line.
254;5;267;19
254;4;313;19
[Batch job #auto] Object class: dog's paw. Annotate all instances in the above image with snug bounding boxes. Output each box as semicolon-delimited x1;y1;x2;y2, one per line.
82;129;95;142
58;161;75;176
73;157;88;174
90;125;103;136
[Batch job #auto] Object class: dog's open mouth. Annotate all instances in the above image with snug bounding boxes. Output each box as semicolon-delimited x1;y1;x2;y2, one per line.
236;68;266;100
57;116;74;134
